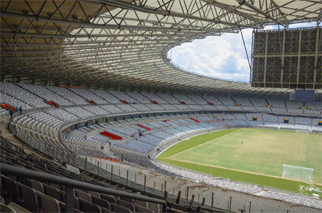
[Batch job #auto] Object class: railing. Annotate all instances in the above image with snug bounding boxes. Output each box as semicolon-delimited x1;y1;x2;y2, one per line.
0;163;168;212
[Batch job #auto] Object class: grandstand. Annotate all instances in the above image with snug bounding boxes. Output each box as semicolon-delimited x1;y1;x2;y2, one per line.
1;0;322;212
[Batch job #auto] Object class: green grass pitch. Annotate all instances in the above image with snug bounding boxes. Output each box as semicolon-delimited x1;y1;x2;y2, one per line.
157;128;322;196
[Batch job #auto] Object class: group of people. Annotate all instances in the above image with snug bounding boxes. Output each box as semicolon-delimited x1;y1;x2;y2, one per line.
9;106;23;117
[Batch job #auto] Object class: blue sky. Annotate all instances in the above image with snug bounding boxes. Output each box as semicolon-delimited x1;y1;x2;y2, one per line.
168;22;321;83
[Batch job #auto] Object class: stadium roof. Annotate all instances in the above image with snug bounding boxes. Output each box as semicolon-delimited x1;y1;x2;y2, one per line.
1;0;321;94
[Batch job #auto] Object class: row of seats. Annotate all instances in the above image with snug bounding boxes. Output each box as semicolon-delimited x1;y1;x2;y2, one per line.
64;136;110;158
110;116;225;158
0;83;47;109
1;82;321;111
13;111;64;149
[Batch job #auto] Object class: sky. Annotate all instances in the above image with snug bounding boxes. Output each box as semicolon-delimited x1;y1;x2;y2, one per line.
168;22;321;83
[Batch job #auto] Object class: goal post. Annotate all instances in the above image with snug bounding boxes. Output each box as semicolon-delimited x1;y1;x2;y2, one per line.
282;164;314;183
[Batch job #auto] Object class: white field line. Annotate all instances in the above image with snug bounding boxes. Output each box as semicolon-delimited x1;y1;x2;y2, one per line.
167;128;243;158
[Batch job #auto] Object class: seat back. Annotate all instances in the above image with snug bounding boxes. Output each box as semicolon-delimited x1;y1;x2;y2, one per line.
101;207;114;213
78;198;102;213
136;204;154;213
111;203;131;213
17;183;39;212
73;195;80;210
43;184;63;202
148;202;160;213
1;175;19;204
0;203;16;213
29;179;44;193
92;196;110;210
100;194;116;204
75;189;91;202
7;202;30;213
36;191;60;213
17;177;30;188
49;183;61;190
135;200;147;208
88;191;100;198
121;196;133;203
118;199;135;211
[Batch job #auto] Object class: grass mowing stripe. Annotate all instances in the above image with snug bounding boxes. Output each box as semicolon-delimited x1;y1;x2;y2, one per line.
158;128;239;160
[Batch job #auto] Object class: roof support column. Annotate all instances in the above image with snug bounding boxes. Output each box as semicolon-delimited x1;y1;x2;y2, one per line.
264;31;268;87
313;27;320;89
296;29;302;88
281;30;286;88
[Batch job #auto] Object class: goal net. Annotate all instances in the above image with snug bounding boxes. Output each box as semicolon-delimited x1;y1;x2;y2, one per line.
282;164;314;183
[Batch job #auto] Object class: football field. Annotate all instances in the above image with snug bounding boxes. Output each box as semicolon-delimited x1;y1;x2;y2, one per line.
157;128;322;196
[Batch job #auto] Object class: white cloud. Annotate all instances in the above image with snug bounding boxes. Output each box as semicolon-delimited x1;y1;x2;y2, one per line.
169;28;253;82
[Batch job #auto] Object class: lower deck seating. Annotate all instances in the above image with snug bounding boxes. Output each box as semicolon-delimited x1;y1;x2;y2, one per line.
0;137;164;213
1;172;162;213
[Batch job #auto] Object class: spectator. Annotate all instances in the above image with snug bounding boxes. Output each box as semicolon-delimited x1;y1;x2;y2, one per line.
138;129;143;137
9;109;14;117
19;106;23;115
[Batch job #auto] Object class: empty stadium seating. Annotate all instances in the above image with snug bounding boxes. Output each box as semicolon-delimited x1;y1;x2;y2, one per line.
0;137;169;213
1;82;322;212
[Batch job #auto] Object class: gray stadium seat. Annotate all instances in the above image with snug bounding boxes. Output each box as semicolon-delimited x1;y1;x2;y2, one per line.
36;191;61;212
8;202;30;213
0;203;17;213
79;198;102;213
111;203;131;213
136;204;154;213
17;183;39;212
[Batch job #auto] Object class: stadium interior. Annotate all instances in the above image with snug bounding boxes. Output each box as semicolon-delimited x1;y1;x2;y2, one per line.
1;0;322;212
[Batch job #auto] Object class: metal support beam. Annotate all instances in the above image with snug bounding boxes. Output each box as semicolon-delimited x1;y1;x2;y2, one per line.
296;29;302;88
263;31;268;87
313;27;320;89
0;11;194;32
281;30;286;87
236;0;285;26
93;0;250;28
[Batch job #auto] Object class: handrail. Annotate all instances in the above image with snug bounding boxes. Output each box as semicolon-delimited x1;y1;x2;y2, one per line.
0;163;167;212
